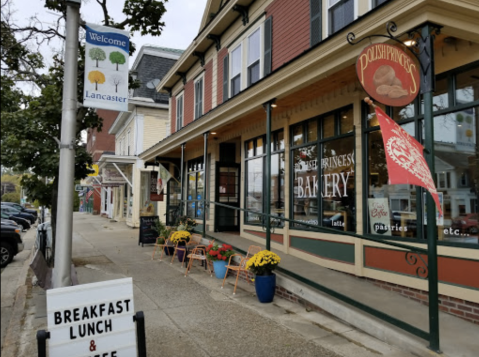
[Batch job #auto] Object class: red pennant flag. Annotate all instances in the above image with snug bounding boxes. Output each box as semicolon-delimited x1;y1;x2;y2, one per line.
374;106;443;217
86;190;93;201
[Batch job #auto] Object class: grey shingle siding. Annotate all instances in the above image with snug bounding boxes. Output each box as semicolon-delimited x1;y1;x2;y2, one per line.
133;55;177;104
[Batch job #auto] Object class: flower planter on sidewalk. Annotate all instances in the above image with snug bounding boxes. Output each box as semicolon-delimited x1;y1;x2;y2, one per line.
254;273;276;303
212;260;227;279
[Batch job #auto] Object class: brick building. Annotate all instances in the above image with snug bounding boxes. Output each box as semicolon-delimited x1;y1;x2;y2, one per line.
139;0;479;330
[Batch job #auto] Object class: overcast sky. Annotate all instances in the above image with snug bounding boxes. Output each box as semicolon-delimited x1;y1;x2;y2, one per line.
9;0;208;68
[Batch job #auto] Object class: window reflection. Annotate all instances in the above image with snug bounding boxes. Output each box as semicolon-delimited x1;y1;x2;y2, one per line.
322;137;355;232
456;67;479;104
366;63;479;246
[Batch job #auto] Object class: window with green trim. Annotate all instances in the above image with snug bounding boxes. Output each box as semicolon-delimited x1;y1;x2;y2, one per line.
363;61;479;246
291;105;356;232
186;157;204;219
245;130;285;226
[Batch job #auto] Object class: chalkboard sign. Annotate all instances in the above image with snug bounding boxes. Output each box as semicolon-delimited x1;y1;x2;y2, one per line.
139;216;159;247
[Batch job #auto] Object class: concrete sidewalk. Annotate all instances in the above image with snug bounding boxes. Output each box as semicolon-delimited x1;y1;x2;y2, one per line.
1;212;421;357
211;232;479;357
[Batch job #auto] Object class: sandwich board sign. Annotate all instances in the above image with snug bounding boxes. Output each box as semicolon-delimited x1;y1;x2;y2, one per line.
46;278;137;357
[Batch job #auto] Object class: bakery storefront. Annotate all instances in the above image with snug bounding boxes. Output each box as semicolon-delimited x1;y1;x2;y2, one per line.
139;0;479;323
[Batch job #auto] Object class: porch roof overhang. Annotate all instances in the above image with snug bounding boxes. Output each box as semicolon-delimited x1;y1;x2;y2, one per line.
140;0;479;162
97;154;137;168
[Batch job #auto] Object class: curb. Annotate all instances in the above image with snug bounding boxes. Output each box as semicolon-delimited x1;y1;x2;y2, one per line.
1;224;37;357
1;254;32;357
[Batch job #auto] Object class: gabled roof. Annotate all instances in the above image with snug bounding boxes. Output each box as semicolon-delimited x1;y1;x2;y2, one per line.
199;0;224;31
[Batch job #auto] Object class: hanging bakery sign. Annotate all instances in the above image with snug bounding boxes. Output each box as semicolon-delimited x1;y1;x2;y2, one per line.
356;43;420;107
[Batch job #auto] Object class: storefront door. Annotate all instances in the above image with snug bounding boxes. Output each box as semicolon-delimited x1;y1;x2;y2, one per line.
215;163;240;231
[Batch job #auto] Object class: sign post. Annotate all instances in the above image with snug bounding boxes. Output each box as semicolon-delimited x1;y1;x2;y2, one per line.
348;21;442;352
53;0;81;288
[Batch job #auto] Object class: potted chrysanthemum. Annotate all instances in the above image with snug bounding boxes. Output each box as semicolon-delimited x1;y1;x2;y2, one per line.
170;230;191;263
246;250;281;303
206;243;234;279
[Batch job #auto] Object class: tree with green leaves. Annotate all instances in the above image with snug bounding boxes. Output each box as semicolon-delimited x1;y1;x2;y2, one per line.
109;51;126;71
89;47;106;67
1;0;168;263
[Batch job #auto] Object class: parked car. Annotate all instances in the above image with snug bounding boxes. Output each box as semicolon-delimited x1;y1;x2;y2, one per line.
1;218;18;228
451;213;479;234
1;224;24;267
1;202;38;220
0;212;30;231
1;205;35;225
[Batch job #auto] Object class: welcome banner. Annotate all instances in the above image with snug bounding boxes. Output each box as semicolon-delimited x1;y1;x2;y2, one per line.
83;23;129;112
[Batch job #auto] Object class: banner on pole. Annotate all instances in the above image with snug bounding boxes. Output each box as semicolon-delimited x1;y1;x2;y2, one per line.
374;106;443;216
83;23;129;112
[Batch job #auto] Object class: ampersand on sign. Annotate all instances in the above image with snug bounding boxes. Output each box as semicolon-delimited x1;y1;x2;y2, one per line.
89;340;96;352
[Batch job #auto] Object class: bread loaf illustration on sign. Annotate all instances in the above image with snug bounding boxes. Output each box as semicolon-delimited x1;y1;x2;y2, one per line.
373;65;408;99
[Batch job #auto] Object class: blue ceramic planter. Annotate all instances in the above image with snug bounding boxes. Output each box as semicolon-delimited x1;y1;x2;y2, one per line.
254;273;276;303
213;260;227;279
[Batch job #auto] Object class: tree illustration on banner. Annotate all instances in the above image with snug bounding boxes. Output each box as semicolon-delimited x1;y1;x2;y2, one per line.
88;71;106;90
109;51;126;70
109;74;124;93
89;48;106;67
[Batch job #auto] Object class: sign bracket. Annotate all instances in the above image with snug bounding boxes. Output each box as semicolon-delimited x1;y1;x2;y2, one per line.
113;163;133;188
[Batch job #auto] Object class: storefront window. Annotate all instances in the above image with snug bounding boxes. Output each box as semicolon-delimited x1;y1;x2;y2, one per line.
186;157;204;219
140;171;156;216
167;166;181;226
291;105;356;232
322;137;355;231
292;145;318;228
340;107;354;134
427;106;478;243
246;157;263;224
367;128;418;238
456;66;479;104
245;130;285;226
365;62;479;246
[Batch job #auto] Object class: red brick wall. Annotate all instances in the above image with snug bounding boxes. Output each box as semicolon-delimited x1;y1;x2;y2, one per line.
93;190;102;215
171;96;177;133
204;60;213;114
88;109;117;162
217;48;228;105
266;0;310;71
363;277;479;325
184;80;194;125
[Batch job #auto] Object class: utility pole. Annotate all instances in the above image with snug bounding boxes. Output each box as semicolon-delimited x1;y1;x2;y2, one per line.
52;0;82;288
